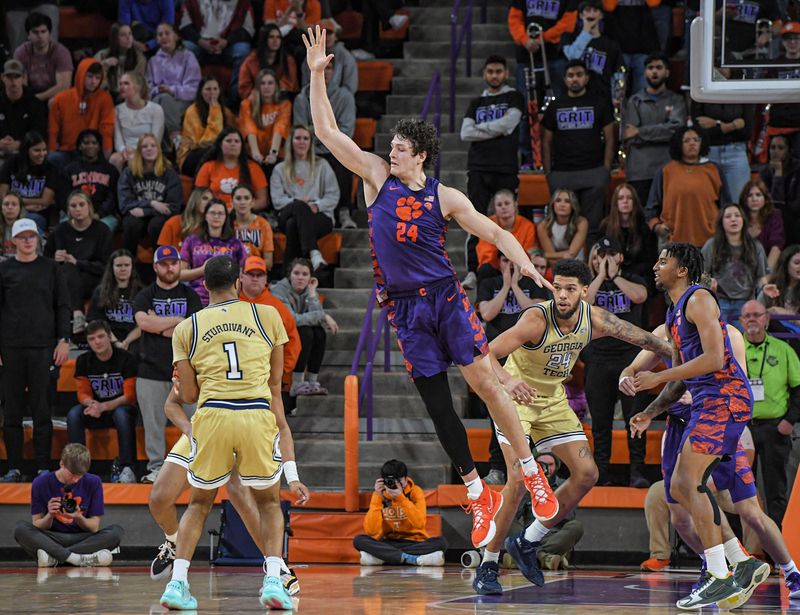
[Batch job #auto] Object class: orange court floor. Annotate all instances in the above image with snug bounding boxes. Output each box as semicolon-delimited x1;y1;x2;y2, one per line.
6;564;799;614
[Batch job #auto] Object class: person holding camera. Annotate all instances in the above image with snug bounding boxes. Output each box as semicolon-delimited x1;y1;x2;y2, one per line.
13;443;124;567
353;459;448;567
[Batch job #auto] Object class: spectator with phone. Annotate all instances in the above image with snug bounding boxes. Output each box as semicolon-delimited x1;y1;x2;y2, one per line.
13;444;124;567
353;459;448;567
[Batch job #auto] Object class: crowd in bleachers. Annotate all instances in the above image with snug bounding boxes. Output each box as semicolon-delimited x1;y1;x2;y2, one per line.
0;0;797;524
458;0;800;501
0;0;415;484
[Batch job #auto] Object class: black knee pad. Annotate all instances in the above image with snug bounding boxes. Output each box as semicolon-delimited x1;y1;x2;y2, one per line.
696;457;723;526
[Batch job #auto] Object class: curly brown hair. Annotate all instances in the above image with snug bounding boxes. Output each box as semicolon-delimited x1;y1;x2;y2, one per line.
391;118;439;170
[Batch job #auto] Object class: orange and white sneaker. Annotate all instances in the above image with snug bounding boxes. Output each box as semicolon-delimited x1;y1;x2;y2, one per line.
463;481;503;548
523;464;559;521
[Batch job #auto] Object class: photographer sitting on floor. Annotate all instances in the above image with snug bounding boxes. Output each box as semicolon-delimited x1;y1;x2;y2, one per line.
13;444;124;567
353;459;448;567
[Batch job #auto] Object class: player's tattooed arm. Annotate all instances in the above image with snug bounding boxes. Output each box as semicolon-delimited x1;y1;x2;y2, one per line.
643;381;687;419
590;306;672;359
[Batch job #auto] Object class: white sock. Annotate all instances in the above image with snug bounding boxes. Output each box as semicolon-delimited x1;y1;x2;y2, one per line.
293;372;305;384
280;558;290;574
165;532;178;543
265;555;282;578
66;553;81;565
307;373;319;383
523;519;550;544
482;549;500;564
171;558;190;583
705;544;728;579
465;477;484;499
780;560;798;577
520;455;539;476
723;538;749;565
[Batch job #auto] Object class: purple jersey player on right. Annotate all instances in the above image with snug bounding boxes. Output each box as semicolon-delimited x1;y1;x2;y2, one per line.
622;319;800;607
303;26;560;555
630;243;758;610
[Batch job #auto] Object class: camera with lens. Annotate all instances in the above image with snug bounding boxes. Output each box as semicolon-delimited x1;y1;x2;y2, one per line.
383;476;398;490
60;485;77;514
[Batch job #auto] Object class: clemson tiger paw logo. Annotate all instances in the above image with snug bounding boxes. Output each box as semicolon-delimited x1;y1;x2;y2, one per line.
395;196;424;221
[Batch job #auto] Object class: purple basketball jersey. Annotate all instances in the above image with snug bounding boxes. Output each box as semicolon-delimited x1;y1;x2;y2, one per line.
368;175;457;303
665;285;752;422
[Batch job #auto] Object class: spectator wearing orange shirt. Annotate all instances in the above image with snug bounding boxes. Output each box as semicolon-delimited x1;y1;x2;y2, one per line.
48;59;115;168
238;254;301;390
239;69;291;175
195;127;268;211
158;187;214;252
176;76;236;176
353;459;447;566
238;23;300;101
473;189;536;285
231;184;274;268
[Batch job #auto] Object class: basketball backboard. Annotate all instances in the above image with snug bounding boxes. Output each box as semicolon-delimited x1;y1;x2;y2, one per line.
690;0;800;103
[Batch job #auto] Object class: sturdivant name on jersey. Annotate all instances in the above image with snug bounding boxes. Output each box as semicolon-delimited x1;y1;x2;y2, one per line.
556;107;595;130
542;341;583;353
201;322;257;343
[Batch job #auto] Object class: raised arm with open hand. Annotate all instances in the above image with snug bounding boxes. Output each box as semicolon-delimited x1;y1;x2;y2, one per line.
302;26;334;73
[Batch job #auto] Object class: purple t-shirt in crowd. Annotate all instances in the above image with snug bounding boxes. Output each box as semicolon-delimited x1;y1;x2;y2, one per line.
14;41;73;94
30;472;104;533
180;234;247;305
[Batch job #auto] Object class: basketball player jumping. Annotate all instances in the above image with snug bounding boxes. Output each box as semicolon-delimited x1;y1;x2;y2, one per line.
621;321;800;609
474;259;673;595
305;26;559;550
159;256;293;611
630;243;753;609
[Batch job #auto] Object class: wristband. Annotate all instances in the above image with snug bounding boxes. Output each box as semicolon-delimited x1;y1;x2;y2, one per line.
283;460;300;483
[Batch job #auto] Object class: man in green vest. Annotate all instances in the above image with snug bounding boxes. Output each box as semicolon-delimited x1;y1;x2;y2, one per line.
740;300;800;528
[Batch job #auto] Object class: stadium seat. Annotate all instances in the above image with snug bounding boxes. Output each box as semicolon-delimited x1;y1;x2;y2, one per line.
334;10;364;43
353;118;377;150
357;61;394;92
59;7;113;42
379;8;411;40
273;232;341;266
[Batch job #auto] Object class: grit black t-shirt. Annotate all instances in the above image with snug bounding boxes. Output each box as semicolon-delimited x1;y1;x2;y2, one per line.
75;346;137;402
464;89;525;173
542;91;614;171
132;282;202;381
559;33;623;102
721;0;781;56
585;272;647;356
0;157;58;201
87;286;138;343
511;0;579;63
477;275;551;341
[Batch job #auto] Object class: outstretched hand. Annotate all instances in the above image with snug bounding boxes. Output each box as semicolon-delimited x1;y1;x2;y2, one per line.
302;26;334;73
518;262;555;292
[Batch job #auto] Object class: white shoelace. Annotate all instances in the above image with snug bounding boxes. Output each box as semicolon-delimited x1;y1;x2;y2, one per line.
159;541;176;560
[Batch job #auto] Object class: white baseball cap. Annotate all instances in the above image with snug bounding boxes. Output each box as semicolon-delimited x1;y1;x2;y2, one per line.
11;218;38;238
